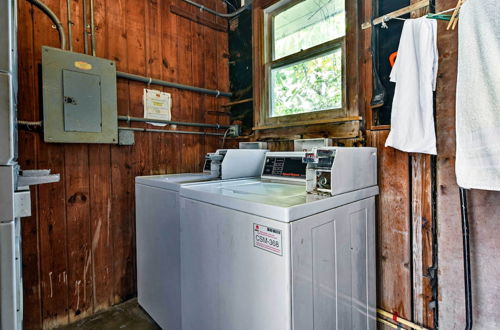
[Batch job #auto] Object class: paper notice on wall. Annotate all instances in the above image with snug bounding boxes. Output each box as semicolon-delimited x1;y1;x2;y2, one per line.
143;89;171;126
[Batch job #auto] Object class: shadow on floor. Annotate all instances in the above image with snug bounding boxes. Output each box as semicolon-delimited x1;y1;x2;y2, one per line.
56;299;160;330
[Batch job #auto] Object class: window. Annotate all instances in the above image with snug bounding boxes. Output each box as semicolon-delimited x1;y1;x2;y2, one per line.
262;0;347;125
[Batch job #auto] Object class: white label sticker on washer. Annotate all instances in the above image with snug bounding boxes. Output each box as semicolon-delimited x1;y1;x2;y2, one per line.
253;223;282;256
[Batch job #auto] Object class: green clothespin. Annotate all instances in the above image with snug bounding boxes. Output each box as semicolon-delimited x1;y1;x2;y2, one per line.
427;14;452;21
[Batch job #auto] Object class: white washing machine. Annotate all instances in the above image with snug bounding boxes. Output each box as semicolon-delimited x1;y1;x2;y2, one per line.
179;148;378;330
135;149;268;330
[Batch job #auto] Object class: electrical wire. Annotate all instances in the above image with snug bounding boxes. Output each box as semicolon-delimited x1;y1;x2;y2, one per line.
220;127;231;148
27;0;66;50
181;0;251;19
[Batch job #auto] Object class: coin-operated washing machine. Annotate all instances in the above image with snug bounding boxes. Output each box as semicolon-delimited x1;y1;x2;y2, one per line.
134;148;268;330
179;147;378;330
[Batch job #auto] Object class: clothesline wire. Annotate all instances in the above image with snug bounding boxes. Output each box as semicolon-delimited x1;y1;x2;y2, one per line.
383;6;458;25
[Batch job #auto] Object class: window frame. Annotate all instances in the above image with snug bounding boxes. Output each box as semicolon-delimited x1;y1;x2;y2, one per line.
254;0;359;130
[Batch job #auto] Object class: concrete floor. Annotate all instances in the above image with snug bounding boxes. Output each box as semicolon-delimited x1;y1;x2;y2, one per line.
56;299;160;330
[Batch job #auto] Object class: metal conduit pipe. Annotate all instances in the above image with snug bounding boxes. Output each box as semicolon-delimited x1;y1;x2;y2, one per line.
459;187;473;330
118;115;231;130
66;0;73;51
181;0;251;18
116;71;232;97
119;127;226;137
27;0;67;50
90;0;96;56
83;0;88;54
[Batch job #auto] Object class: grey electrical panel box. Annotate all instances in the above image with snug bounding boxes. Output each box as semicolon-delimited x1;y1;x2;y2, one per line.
42;46;118;143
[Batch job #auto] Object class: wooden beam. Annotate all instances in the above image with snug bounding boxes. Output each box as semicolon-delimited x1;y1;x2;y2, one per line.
361;0;430;29
253;116;362;131
170;5;228;33
221;98;253;107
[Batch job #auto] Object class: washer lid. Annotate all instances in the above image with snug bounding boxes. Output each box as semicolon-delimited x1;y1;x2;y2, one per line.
135;173;217;191
180;179;379;222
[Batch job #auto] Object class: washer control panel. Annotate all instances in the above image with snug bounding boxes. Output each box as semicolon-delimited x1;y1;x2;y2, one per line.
262;152;307;180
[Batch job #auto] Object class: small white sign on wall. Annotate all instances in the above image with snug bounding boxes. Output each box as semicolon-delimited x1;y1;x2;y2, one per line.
143;89;172;123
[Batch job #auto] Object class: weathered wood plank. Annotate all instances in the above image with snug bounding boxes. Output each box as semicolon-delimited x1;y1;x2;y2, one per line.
106;0;133;305
89;0;114;314
17;0;43;328
158;0;179;175
88;144;114;312
64;145;92;322
366;130;412;320
411;154;434;328
38;144;70;329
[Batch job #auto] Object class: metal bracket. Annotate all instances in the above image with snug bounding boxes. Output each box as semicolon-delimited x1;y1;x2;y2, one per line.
17;169;60;187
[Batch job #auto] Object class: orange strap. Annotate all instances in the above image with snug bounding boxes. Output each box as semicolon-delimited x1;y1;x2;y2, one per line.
389;51;398;67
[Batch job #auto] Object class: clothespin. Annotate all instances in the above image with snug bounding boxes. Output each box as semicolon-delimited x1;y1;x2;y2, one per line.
447;0;466;30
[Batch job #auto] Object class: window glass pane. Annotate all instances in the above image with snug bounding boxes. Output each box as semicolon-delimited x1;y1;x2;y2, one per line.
271;48;342;117
273;0;345;60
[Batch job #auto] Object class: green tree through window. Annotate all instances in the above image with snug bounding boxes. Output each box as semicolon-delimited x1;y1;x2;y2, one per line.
270;0;345;117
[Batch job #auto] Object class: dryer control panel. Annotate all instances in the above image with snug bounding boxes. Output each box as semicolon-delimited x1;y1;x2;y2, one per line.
261;152;307;181
304;147;377;196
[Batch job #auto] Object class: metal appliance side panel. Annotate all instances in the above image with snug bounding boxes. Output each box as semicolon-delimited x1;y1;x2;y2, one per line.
135;184;181;330
0;220;20;330
0;72;16;165
0;166;15;222
0;0;16;72
62;70;102;132
290;197;376;330
331;148;378;196
180;197;292;330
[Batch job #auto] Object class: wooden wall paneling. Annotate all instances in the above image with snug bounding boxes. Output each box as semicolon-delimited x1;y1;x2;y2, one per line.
251;5;263;128
255;121;360;140
160;0;179;175
60;2;95;317
17;0;43;328
118;0;150;302
64;144;92;322
37;144;70;328
30;0;72;327
366;130;412;320
213;0;230;153
57;0;96;321
146;0;166;175
18;132;43;330
360;0;373;129
189;0;205;169
175;7;195;172
433;0;463;327
16;0;233;326
200;0;215;155
88;144;114;313
88;0;114;314
106;0;133;304
345;0;360;118
202;0;220;154
411;154;434;327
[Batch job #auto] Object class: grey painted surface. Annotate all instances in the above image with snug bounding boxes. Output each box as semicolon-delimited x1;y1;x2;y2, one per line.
0;218;22;330
180;182;376;329
0;0;21;329
0;72;16;166
62;70;102;132
41;46;117;143
135;184;181;330
291;197;376;330
180;198;293;330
